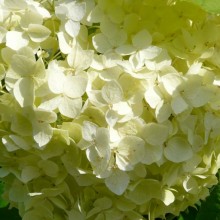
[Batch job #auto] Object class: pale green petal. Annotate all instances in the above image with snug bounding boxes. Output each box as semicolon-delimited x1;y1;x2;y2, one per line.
28;24;51;43
2;135;30;151
132;29;152;50
11;113;32;136
105;169;129;195
9;180;28;202
11;54;36;76
115;44;136;55
184;86;214;107
33;122;53;147
63;75;87;98
13;78;34;107
21;166;41;183
115;198;136;211
94;197;112;210
5;0;27;9
141;144;163;165
108;29;127;47
141;122;168;146
126;179;161;205
95;127;110;157
38;160;59;177
100;17;119;38
87;5;104;23
164;137;193;163
20;9;43;28
9;135;30;150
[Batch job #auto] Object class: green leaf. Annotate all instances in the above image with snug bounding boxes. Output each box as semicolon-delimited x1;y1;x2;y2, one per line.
196;183;220;220
0;182;8;208
179;206;198;220
0;206;21;220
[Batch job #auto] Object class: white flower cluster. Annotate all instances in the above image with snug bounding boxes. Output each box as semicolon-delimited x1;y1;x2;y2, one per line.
1;0;220;219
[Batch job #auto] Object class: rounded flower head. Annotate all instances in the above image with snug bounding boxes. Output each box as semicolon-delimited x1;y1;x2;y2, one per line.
1;0;220;220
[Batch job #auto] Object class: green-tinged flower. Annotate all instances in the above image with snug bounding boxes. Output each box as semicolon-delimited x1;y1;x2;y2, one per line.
1;0;220;219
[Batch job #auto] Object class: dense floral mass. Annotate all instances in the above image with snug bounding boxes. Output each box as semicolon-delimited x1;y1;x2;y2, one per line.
1;0;220;219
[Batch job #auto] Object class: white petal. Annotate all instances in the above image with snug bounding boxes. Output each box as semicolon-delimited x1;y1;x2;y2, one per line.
171;95;188;114
161;189;175;206
68;2;86;21
48;62;65;94
67;46;93;70
63;75;87;98
38;96;62;111
138;46;162;60
145;86;163;109
101;80;123;104
105;109;118;127
33;122;53;147
155;100;172;123
82;121;98;142
92;33;112;53
112;102;132;115
57;32;72;54
59;96;82;118
161;73;184;95
86;146;110;177
6;31;29;50
116;136;145;171
65;20;80;37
